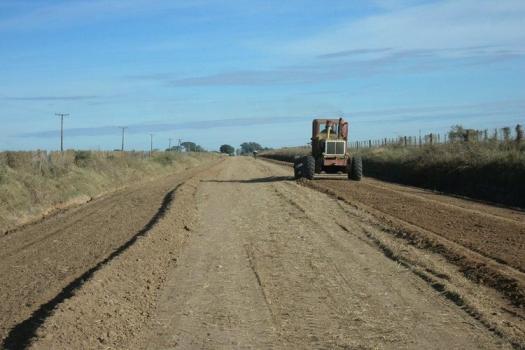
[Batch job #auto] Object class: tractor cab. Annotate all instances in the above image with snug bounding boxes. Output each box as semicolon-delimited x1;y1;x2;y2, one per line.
312;118;349;170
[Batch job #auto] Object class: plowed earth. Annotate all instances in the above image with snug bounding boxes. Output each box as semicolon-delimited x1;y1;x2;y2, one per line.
1;157;524;349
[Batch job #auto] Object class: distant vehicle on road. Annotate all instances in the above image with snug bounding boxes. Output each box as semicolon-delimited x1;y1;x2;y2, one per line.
294;118;362;181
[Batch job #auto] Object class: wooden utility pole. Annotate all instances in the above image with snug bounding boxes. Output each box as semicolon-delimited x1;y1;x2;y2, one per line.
149;134;154;156
168;138;173;150
55;113;69;152
119;126;128;151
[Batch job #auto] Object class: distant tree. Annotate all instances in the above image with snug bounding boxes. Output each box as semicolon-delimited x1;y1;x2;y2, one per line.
466;129;482;142
219;144;235;155
240;142;264;154
181;141;196;152
448;125;466;142
448;125;480;143
166;146;183;152
181;141;205;152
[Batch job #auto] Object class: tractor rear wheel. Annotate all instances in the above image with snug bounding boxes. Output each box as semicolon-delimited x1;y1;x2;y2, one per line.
293;157;303;179
315;158;323;173
304;156;315;180
348;156;363;181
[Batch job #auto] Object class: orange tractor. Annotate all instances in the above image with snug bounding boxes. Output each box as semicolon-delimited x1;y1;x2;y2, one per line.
294;118;362;180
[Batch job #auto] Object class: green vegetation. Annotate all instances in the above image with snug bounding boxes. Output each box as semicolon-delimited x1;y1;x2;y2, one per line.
0;150;220;233
180;141;205;152
219;144;235;155
165;141;206;152
240;142;271;155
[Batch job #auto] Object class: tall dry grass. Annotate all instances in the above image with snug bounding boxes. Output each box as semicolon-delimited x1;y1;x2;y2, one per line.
354;141;525;207
0;150;219;233
261;141;525;207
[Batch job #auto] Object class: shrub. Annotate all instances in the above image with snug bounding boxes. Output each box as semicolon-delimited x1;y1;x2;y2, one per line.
153;152;176;166
74;151;92;167
220;144;235;155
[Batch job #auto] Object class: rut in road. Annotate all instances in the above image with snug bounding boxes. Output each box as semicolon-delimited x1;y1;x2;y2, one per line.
0;160;220;345
140;158;511;349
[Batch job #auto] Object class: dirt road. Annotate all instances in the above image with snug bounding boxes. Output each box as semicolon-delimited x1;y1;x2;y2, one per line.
0;161;221;346
2;157;523;349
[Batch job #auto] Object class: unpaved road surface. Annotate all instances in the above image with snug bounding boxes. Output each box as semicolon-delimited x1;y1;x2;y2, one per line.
0;161;220;346
308;175;525;273
2;157;524;349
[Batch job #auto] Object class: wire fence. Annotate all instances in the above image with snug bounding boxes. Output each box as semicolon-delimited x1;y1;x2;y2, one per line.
348;124;524;150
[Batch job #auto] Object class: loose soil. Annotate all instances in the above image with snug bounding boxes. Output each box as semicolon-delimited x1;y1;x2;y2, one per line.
0;160;223;346
1;157;523;349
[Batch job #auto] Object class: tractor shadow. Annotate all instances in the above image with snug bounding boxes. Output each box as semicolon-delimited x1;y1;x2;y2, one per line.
202;176;293;184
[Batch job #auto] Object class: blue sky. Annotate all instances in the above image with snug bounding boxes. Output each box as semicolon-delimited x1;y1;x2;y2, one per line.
0;0;524;151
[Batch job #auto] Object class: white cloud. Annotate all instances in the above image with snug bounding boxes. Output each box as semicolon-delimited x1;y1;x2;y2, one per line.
0;0;208;31
279;0;525;58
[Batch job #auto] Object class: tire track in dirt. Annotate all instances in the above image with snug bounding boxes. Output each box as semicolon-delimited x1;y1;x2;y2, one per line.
22;161;225;350
260;159;525;306
305;180;525;308
0;159;223;346
12;157;522;349
3;185;180;349
314;179;525;273
140;158;512;349
260;158;525;348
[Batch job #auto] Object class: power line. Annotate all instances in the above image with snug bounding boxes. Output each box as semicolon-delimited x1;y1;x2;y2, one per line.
55;113;69;152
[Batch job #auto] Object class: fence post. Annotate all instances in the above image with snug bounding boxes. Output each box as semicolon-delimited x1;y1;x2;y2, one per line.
516;124;524;144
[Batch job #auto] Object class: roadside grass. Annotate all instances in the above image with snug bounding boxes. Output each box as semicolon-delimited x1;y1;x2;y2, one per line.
0;151;219;233
354;142;525;207
261;141;525;207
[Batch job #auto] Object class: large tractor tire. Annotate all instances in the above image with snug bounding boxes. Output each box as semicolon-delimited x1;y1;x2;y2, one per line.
303;156;316;180
348;156;363;181
293;157;303;179
315;158;323;174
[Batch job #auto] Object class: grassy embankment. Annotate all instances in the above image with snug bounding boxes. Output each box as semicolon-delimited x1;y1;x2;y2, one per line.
261;142;525;208
0;150;220;233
